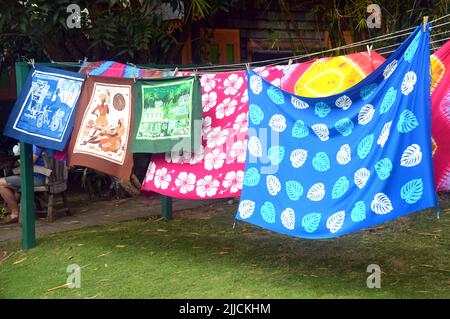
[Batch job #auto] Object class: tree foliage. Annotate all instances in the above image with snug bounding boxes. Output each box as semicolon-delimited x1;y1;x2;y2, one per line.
0;0;237;64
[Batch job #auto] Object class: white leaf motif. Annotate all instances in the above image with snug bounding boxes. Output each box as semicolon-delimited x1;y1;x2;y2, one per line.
269;114;287;133
238;200;255;219
383;59;398;79
377;121;392;148
326;211;345;234
358;104;375;125
249;75;263;94
400;144;422;167
336;144;351;165
335;95;352;110
266;175;281;196
371;193;393;215
311;124;329;141
290;149;308;168
401;71;417;96
291;96;309;109
307;183;325;202
281;208;295;230
248;136;262;157
354;168;370;189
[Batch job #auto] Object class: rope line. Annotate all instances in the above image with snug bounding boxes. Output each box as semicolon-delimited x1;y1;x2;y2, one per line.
29;14;450;72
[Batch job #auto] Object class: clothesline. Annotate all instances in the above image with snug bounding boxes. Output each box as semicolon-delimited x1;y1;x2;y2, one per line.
379;35;450;56
26;14;450;73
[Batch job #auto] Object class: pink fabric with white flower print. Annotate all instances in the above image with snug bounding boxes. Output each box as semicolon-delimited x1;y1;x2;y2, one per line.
141;66;285;199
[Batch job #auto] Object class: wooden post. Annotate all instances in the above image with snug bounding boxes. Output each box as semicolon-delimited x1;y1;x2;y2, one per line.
161;195;172;220
15;62;36;250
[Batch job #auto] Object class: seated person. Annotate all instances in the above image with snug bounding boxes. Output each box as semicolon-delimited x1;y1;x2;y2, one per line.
0;145;55;224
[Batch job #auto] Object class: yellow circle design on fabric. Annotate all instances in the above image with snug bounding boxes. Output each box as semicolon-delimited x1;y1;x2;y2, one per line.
294;56;367;97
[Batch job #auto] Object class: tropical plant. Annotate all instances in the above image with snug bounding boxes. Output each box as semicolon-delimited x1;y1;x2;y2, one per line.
0;0;239;64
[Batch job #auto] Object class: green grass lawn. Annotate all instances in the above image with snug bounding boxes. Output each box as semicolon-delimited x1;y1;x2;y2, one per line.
0;202;449;299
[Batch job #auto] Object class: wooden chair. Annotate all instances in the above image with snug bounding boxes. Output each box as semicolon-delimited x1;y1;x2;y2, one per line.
14;153;70;222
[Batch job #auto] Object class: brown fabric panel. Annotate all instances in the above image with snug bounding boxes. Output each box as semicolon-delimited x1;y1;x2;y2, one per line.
67;76;134;180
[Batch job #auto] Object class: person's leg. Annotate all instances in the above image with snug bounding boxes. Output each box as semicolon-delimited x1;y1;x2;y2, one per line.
0;177;20;219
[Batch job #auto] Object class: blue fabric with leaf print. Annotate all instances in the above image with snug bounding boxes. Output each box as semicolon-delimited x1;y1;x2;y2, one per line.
236;25;437;239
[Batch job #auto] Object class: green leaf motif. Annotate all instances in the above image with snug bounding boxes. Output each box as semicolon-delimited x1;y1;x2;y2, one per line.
335;117;354;136
397;110;419;133
301;213;321;233
267;86;284;105
260;201;276;224
357;134;374;159
268;145;285;166
380;87;397;114
292;120;309;138
243;167;260;187
285;180;303;201
332;176;349;199
351;201;366;222
375;158;392;180
312;152;330;172
400;178;424;204
249;104;264;125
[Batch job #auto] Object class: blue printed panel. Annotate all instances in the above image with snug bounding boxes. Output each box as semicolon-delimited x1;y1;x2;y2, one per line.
236;25;436;239
4;66;85;150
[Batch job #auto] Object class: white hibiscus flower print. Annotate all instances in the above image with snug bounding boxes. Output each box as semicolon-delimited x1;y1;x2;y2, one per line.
240;89;248;103
271;78;281;87
222;171;244;194
202;91;217;112
171;150;191;164
200;74;216;92
216;98;237;119
202;116;212;136
223;73;244;95
145;162;156;182
196;175;220;198
229;140;247;163
189;145;205;164
255;67;269;77
175;172;196;194
233;112;248;133
204;148;227;171
206;127;229;149
154;167;171;190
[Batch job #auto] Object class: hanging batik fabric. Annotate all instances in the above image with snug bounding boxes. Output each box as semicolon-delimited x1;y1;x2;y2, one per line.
282;52;385;96
4;66;85;151
141;67;285;198
236;25;437;239
79;61;173;78
430;40;450;190
130;76;202;153
67;76;134;180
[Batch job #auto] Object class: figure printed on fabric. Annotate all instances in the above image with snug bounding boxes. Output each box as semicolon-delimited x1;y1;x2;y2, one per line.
73;82;131;165
137;79;193;139
130;76;201;154
4;66;85;151
236;24;437;239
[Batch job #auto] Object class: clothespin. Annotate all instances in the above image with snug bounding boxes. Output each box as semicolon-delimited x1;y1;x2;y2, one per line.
174;67;178;76
132;71;136;83
287;59;293;72
31;58;35;69
193;69;198;78
423;16;429;32
366;44;373;56
83;57;88;64
245;63;250;71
